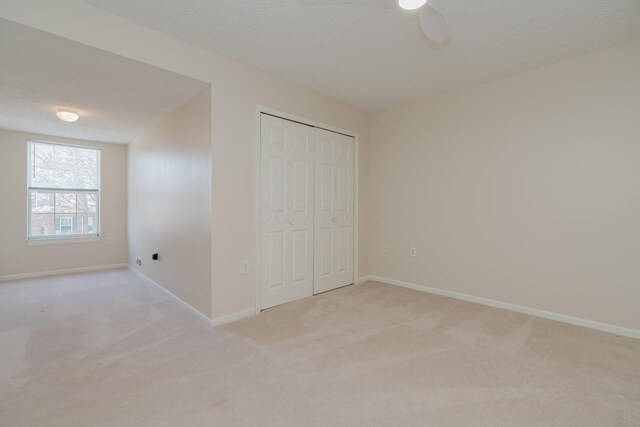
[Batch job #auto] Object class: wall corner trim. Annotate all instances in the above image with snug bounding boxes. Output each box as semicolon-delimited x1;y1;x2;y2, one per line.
127;265;213;327
369;275;640;340
210;308;257;328
0;263;128;282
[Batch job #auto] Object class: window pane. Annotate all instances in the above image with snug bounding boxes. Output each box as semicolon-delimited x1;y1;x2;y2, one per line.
30;142;98;189
55;192;76;214
77;192;98;213
30;213;55;237
31;143;55;188
30;190;54;214
77;213;98;234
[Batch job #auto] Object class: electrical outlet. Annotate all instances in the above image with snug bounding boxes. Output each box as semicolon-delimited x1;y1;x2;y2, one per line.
107;237;113;245
409;247;417;257
136;258;142;266
383;245;388;253
241;261;249;274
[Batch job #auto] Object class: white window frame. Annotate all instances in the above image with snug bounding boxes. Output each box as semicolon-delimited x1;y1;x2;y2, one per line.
27;140;101;241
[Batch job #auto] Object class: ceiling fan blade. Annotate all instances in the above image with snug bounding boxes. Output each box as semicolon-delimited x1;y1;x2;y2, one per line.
419;2;452;43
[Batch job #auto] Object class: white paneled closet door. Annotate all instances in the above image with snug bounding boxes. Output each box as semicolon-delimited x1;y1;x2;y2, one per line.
314;128;354;294
260;114;315;309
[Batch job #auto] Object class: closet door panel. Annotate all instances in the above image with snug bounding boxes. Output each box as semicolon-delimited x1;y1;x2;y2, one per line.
314;128;354;294
260;115;314;309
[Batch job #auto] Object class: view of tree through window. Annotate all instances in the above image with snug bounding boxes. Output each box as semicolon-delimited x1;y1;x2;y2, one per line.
28;141;100;239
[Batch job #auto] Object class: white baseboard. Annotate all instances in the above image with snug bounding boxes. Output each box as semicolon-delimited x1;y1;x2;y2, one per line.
369;275;640;340
210;307;257;328
127;265;214;327
357;275;373;284
0;263;128;282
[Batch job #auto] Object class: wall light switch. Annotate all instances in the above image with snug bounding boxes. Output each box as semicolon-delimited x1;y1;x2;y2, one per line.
241;261;249;274
410;247;417;257
107;237;113;245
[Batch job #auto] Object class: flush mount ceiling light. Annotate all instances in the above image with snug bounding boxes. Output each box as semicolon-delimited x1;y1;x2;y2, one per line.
398;0;427;10
56;110;79;123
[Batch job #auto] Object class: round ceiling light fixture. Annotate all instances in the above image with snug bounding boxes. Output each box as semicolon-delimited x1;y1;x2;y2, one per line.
399;0;427;10
56;110;79;123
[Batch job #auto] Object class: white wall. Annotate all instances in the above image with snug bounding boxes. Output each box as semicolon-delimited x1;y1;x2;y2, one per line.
0;0;371;320
0;129;127;279
128;88;212;318
371;41;640;331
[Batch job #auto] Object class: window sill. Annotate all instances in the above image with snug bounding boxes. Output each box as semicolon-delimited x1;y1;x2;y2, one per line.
26;236;101;246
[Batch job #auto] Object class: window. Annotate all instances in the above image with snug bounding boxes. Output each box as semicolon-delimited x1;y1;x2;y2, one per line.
58;217;74;234
28;141;100;240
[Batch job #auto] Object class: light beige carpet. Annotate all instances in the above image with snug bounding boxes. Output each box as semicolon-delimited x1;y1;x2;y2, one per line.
0;269;638;426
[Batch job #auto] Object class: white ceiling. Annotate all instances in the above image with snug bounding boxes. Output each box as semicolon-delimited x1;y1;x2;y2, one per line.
82;0;640;112
0;18;208;144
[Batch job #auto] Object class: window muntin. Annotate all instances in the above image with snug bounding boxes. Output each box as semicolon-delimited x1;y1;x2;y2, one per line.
28;141;100;240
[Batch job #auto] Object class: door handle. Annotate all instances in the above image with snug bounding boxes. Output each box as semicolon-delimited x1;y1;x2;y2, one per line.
332;217;337;223
290;219;295;226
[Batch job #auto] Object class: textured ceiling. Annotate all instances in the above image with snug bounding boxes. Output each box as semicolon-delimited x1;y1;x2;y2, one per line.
0;18;208;144
82;0;640;112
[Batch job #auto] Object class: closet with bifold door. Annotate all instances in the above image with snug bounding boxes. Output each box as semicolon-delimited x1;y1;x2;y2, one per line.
260;113;354;310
